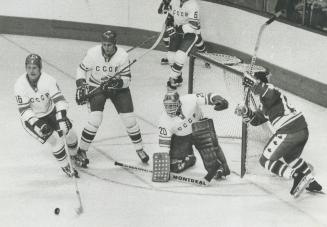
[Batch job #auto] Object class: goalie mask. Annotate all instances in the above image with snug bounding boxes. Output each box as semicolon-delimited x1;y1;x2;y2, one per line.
163;91;181;117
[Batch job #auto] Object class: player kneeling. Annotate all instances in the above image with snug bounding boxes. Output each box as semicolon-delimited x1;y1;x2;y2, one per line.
153;90;230;183
14;54;79;178
235;70;322;197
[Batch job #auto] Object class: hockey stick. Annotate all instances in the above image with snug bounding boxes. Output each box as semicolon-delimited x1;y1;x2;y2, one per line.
241;12;282;178
126;34;158;53
114;161;208;186
61;134;84;215
86;20;167;99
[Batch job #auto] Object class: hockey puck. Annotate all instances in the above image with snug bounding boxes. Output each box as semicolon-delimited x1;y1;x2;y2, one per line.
54;208;60;215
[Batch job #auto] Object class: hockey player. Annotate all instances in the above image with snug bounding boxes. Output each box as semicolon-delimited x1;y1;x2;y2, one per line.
235;71;322;197
14;54;78;177
74;30;149;168
157;0;206;66
164;0;203;89
155;90;230;183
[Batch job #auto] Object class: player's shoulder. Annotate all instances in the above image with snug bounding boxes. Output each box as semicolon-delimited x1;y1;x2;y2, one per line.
115;46;128;58
86;45;102;57
38;72;57;86
14;73;28;91
185;0;199;8
180;94;197;103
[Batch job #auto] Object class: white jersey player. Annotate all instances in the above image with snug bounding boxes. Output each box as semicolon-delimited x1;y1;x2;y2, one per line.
74;30;149;168
155;90;230;182
164;0;203;89
14;54;78;177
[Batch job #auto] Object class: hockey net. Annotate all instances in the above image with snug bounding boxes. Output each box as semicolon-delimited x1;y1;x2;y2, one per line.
188;52;273;177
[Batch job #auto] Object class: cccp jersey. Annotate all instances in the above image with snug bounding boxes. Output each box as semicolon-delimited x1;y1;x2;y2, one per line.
78;45;130;88
14;73;67;122
169;0;200;34
158;93;208;153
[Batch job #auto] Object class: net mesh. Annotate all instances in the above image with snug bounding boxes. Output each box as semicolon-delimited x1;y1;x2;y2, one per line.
189;53;272;176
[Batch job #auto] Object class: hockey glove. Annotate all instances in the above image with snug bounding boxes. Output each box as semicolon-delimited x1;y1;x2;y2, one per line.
166;26;176;37
158;0;171;14
243;72;258;89
75;78;89;105
100;77;124;91
234;104;254;123
56;110;72;136
210;95;229;111
33;119;52;138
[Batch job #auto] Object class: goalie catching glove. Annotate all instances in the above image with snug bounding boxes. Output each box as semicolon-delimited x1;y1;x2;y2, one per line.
207;93;228;111
75;78;89;105
100;76;124;91
234;104;255;124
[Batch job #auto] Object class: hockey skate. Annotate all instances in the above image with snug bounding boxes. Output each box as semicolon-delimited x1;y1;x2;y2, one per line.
290;171;314;198
72;148;89;168
61;164;79;178
306;180;322;193
136;149;149;163
161;58;169;65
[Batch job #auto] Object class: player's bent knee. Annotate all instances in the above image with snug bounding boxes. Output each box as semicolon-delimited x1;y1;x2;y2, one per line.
89;111;103;128
119;112;137;129
175;50;187;65
47;133;63;148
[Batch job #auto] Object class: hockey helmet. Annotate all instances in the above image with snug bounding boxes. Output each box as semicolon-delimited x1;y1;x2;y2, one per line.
25;54;42;69
101;30;117;44
253;70;271;83
163;91;181;117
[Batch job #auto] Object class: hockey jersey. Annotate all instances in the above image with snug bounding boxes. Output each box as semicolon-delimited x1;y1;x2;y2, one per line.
169;0;200;34
250;83;307;134
14;73;67;123
77;45;131;88
158;93;210;153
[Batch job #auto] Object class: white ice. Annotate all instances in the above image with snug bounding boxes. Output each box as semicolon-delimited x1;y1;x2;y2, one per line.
0;34;327;227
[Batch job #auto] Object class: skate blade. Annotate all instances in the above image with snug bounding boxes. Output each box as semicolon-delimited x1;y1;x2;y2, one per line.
293;176;315;198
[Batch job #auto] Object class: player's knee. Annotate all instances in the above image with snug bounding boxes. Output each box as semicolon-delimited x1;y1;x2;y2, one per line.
66;129;78;154
167;51;175;65
175;50;187;65
47;133;63;148
89;111;103;129
120;112;137;129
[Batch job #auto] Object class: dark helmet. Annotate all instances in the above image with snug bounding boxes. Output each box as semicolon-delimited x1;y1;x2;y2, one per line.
253;70;271;83
25;54;42;69
101;30;117;44
163;91;181;117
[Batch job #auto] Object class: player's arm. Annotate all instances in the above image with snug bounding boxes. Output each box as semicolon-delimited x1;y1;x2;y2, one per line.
14;85;52;138
48;79;71;135
195;92;229;111
234;104;268;126
183;2;200;34
76;51;93;105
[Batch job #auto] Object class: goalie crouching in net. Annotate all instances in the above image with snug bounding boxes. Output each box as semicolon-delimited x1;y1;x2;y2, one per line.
153;90;230;183
235;71;322;197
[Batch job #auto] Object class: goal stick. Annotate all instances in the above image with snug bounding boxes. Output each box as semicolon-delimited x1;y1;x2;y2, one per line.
114;161;208;186
241;12;282;178
86;19;167;98
62;134;84;215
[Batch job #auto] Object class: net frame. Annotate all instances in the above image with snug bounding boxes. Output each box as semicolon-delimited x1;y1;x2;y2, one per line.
188;52;272;177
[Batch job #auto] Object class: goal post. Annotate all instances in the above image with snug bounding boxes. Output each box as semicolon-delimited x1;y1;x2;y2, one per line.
188;51;272;177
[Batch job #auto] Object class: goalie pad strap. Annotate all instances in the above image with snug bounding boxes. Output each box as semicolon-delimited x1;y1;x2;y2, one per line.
152;152;170;182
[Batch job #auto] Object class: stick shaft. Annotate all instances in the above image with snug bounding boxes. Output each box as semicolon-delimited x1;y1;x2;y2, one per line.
114;161;207;186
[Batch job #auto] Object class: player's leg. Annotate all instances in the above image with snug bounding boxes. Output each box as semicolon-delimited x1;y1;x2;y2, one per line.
195;33;206;53
168;33;198;88
111;89;149;163
192;118;230;182
22;112;78;177
161;30;170;65
76;92;106;168
258;128;319;195
169;134;196;173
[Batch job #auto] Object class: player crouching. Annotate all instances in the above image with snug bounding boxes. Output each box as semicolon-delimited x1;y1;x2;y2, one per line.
235;70;322;197
153;90;230;183
14;54;79;178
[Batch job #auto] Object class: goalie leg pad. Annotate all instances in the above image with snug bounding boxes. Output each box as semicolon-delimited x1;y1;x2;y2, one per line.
152;152;170;182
